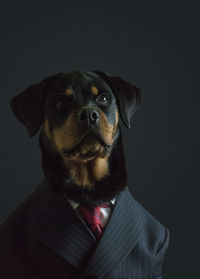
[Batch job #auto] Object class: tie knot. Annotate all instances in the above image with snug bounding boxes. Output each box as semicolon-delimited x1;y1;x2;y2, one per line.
77;202;111;225
76;203;112;240
77;204;101;225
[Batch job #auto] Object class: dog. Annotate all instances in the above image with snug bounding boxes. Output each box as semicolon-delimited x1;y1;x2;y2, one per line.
0;70;169;279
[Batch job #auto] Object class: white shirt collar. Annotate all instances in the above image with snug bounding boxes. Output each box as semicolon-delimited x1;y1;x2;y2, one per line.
66;197;116;210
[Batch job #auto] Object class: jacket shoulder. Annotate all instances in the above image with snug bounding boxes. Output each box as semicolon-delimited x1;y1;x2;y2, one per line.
129;191;170;254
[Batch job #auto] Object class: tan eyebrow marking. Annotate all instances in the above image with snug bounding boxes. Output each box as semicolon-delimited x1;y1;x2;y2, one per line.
91;86;98;95
65;88;73;95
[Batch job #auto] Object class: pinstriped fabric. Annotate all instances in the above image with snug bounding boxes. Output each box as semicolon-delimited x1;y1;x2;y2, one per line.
28;181;97;269
109;228;165;279
24;178;170;279
79;188;146;278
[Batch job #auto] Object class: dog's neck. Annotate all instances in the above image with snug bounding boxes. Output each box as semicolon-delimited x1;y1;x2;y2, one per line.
39;126;128;206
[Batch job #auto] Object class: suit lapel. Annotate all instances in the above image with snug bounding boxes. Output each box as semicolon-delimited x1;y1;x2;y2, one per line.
79;185;146;279
28;178;97;270
28;178;146;278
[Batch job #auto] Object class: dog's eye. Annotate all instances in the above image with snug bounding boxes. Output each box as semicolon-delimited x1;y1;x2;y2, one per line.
96;94;109;105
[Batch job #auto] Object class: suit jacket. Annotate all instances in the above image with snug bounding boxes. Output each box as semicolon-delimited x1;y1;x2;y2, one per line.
0;178;170;279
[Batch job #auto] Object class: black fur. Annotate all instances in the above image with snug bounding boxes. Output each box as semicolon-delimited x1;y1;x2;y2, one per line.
10;73;62;137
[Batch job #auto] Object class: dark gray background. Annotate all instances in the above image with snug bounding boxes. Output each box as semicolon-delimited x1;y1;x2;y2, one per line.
0;1;199;278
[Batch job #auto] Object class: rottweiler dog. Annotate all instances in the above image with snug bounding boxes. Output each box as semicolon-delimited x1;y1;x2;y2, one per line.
10;70;141;206
1;71;170;279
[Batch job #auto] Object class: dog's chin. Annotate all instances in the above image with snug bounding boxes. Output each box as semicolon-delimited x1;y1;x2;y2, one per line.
61;134;112;162
39;125;127;207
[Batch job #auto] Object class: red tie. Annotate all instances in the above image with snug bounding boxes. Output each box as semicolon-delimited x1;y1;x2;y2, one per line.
77;203;110;240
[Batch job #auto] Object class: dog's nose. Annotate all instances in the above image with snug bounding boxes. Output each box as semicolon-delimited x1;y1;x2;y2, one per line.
78;108;100;125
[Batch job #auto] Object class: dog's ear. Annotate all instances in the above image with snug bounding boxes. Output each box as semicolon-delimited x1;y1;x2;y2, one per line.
93;70;142;128
10;73;64;137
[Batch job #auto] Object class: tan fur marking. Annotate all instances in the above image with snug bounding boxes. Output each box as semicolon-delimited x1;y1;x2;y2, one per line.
52;110;79;151
112;109;119;137
44;117;51;138
64;154;110;187
99;110;114;145
115;109;119;125
92;156;109;181
65;88;72;95
64;160;95;187
42;117;61;153
91;86;98;95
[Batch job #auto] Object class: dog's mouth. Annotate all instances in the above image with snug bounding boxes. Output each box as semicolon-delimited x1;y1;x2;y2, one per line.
61;133;112;162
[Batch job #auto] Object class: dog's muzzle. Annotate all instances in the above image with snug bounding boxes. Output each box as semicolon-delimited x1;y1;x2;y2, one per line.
61;133;112;158
60;107;117;160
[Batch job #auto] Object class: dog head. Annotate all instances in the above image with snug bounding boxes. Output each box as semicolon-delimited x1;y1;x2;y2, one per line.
10;70;141;193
